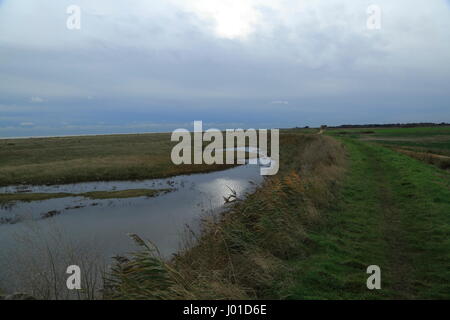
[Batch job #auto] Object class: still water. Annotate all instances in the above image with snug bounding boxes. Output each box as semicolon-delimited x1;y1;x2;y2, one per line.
0;164;264;293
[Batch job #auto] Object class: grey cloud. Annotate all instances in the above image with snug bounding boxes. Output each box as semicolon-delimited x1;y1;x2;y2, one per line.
0;0;449;137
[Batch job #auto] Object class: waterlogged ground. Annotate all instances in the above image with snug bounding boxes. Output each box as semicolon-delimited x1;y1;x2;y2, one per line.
0;164;264;293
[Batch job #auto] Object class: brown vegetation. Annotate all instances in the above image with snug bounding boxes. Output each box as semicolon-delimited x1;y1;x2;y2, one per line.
104;134;347;299
0;133;235;186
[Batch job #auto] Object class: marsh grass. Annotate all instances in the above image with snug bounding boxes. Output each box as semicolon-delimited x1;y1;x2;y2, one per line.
0;133;235;186
101;129;450;300
104;134;346;299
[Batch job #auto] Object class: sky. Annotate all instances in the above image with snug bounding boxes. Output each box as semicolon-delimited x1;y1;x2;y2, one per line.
1;0;450;137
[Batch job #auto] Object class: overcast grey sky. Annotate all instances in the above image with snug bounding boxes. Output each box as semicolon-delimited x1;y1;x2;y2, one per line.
1;0;450;137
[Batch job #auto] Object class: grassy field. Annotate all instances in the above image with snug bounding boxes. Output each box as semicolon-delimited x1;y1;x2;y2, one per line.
329;126;450;169
2;127;449;299
278;138;450;299
0;133;234;187
282;128;450;299
104;128;450;300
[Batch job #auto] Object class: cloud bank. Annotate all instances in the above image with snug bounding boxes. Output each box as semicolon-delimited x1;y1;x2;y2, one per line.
1;0;449;136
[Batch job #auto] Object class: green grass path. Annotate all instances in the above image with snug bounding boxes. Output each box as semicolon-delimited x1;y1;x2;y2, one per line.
279;138;450;299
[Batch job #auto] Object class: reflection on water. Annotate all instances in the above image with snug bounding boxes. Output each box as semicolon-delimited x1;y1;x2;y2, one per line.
0;164;264;293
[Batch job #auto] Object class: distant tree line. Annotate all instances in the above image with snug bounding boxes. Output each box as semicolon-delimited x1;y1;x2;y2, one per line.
326;122;450;129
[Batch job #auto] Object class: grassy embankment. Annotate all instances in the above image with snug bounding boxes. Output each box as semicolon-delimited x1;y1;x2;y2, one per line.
278;138;450;299
105;128;450;299
104;133;347;299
